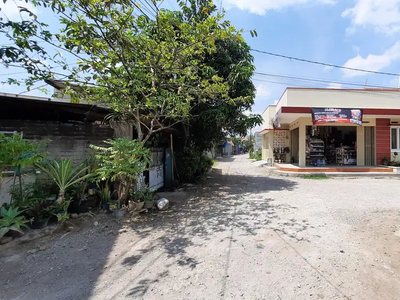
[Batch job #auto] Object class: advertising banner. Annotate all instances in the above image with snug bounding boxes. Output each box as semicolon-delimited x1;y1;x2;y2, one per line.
311;108;363;126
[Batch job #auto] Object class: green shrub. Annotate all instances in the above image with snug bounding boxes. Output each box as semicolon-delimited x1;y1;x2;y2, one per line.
131;185;155;203
250;151;262;161
9;182;53;209
36;159;93;205
91;138;151;208
97;182;113;204
176;148;213;183
0;133;48;201
198;156;214;176
0;206;28;238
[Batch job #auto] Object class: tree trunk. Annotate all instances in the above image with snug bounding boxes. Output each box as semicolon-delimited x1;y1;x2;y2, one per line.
183;123;189;147
117;176;131;208
135;111;143;142
56;189;65;205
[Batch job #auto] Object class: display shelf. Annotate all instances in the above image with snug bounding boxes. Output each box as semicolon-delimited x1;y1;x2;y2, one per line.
336;146;356;165
308;139;325;166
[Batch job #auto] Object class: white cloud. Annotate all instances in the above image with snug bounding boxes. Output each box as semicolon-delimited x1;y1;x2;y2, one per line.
256;84;271;98
0;0;37;21
224;0;335;15
352;45;360;55
327;83;342;89
342;0;400;35
387;76;400;88
342;41;400;77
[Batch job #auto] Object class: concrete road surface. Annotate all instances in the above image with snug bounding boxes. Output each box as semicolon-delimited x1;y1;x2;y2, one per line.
2;155;400;300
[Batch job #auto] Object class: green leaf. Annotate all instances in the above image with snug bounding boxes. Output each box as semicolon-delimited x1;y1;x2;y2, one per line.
0;227;9;239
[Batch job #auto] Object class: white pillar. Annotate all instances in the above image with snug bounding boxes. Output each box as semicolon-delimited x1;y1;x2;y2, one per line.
299;125;306;167
268;132;274;163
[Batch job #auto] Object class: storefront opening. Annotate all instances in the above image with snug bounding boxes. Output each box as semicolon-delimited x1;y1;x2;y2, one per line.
306;126;357;166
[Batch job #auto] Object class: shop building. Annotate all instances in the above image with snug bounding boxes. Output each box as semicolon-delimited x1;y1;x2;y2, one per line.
259;88;400;170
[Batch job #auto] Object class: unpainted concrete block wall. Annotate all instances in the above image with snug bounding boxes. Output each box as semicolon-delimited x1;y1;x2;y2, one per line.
0;119;114;205
0;120;114;163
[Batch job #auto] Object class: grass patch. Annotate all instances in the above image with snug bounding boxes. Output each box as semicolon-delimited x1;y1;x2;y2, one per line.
249;151;262;161
302;174;329;180
213;160;218;166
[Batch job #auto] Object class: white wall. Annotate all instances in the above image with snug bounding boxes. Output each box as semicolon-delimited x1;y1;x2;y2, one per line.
0;174;36;205
275;91;288;113
285;89;400;109
261;105;277;130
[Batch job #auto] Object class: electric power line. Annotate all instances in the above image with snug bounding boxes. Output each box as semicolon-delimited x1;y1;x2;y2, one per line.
157;0;165;8
0;71;31;77
1;41;46;47
253;72;397;90
135;0;157;18
252;77;400;100
165;0;179;10
251;48;400;77
142;0;159;13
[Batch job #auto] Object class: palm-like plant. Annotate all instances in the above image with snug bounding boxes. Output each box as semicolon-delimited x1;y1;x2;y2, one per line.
91;139;151;209
96;182;113;205
36;159;93;204
0;207;28;238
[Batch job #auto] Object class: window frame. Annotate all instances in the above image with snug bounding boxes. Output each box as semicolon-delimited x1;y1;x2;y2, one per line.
391;127;400;152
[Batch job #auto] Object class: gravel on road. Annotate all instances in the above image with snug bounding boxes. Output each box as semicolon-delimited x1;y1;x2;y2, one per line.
1;155;400;300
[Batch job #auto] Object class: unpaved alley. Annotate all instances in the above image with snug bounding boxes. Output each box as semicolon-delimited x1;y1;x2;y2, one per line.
2;155;400;300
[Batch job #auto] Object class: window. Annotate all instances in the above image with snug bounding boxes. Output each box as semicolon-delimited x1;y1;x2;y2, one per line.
391;127;400;151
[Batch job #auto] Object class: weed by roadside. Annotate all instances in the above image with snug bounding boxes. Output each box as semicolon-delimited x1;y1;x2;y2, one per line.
249;151;262;161
302;174;329;180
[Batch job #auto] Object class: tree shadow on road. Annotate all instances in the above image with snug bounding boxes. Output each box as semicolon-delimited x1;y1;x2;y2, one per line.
0;170;301;300
116;172;305;296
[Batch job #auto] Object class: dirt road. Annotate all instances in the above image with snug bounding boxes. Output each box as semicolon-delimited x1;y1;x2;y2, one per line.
2;155;400;300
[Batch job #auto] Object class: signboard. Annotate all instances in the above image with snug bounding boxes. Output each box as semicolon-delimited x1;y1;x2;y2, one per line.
311;108;363;126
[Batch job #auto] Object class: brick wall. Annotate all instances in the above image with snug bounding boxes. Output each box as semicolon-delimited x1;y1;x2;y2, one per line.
0;120;114;163
376;118;391;165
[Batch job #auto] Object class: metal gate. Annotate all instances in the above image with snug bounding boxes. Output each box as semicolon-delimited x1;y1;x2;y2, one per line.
291;128;299;163
365;127;376;166
147;148;164;190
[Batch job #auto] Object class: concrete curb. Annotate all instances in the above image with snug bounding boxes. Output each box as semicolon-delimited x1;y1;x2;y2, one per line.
272;170;400;178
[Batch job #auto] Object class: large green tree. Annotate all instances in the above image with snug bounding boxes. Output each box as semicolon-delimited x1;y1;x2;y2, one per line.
179;0;262;150
1;0;248;142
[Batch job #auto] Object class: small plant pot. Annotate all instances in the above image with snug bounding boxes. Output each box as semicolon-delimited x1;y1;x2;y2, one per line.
86;195;98;209
29;217;50;230
135;202;145;211
79;200;89;214
68;201;80;214
48;215;58;225
128;201;136;211
101;202;110;211
112;208;126;218
144;201;154;209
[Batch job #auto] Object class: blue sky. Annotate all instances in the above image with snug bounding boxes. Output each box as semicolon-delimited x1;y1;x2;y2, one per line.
221;0;400;115
2;0;400;117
